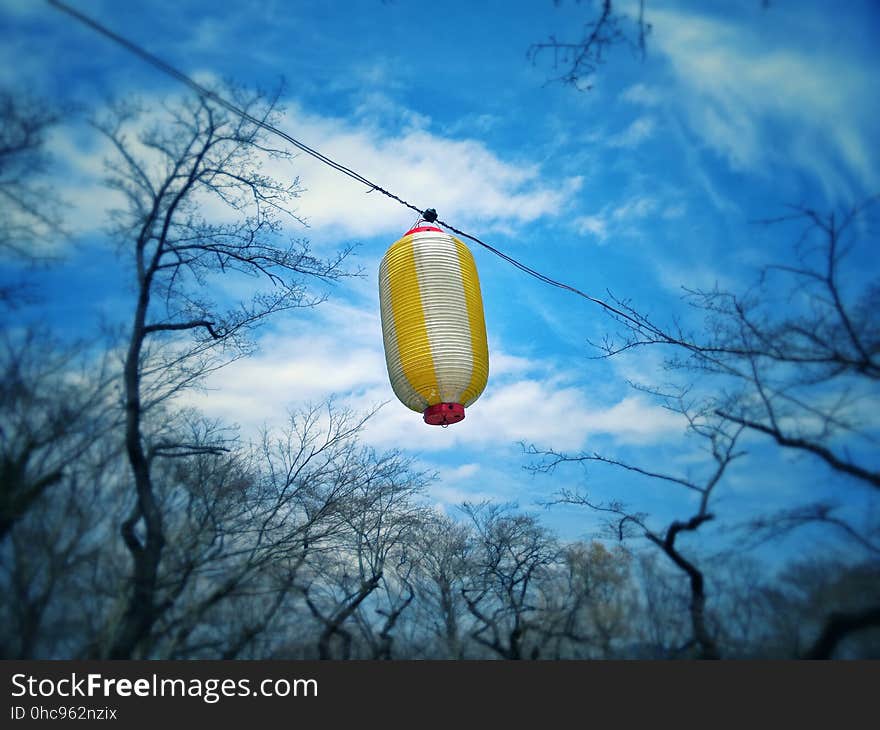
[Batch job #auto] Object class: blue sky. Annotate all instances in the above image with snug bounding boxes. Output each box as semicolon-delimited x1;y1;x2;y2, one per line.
2;0;879;560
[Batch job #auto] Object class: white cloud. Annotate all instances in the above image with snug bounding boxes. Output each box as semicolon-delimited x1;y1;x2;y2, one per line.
458;384;683;451
429;481;493;509
573;196;659;243
46;94;583;244
272;103;584;238
574;214;608;242
610;196;658;221
428;464;490;506
650;8;879;198
620;84;663;107
180;297;388;425
44;126;125;238
652;258;736;295
490;349;537;377
446;463;479;480
182;297;684;455
608;116;656;148
351;91;431;131
424;461;550;511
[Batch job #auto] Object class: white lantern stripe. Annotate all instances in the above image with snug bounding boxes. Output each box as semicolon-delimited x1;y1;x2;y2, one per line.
412;235;475;404
452;237;490;407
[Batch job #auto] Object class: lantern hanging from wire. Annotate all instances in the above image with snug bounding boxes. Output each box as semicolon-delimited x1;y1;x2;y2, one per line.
378;211;489;426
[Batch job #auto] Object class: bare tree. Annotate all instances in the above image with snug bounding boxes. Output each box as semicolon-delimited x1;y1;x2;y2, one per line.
702;555;774;659
410;512;473;658
539;540;635;658
94;85;354;659
749;557;880;659
0;88;64;267
0;331;125;658
529;393;745;659
0;328;119;541
147;404;375;659
632;552;692;657
460;502;558;660
524;200;879;658
527;0;650;91
353;549;417;660
683;205;879;487
529;1;773;91
590;200;880;655
299;449;427;659
596;202;879;488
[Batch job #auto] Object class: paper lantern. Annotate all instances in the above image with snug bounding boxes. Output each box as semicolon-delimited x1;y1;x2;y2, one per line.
379;223;489;426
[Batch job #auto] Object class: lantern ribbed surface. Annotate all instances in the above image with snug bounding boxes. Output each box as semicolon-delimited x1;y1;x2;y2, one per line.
379;225;489;420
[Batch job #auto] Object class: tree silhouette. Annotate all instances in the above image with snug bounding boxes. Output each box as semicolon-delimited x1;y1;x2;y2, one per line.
530;199;880;658
93;85;354;658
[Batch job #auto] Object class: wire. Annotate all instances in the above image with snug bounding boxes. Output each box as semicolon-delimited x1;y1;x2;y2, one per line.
47;0;426;217
435;218;666;336
46;0;675;343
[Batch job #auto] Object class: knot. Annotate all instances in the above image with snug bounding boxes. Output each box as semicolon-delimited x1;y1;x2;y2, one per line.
422;208;438;223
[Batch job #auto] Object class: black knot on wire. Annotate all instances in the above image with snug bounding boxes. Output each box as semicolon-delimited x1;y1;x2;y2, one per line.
422;208;438;223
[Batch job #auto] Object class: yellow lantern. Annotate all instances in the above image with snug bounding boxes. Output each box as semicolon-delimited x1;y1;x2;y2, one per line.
379;222;489;426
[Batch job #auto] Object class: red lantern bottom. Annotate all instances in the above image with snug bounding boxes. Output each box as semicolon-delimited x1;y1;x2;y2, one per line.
423;402;465;426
